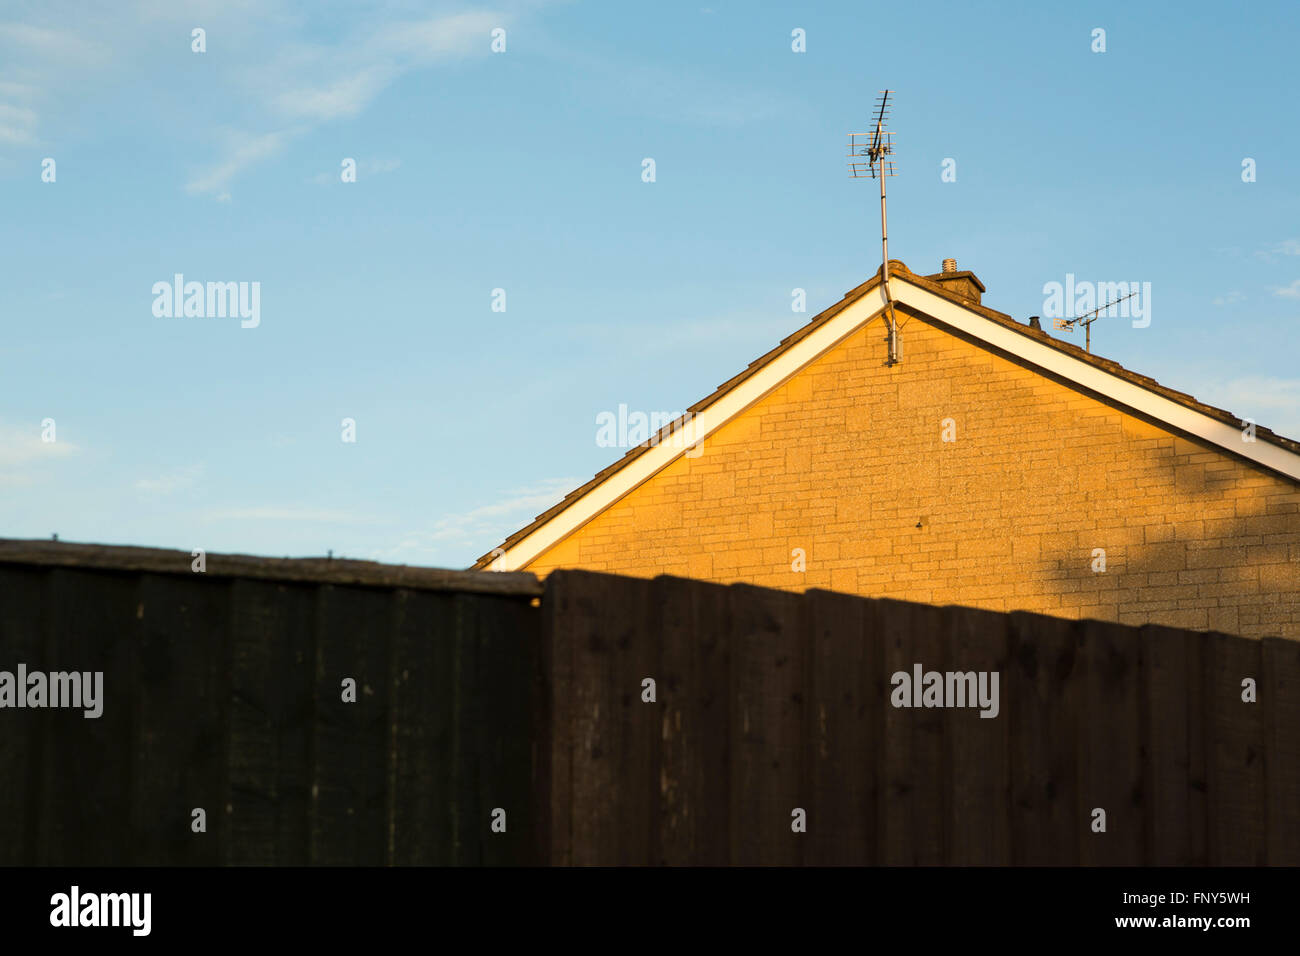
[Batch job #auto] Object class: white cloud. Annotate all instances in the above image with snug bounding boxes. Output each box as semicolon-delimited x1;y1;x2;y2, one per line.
249;11;498;124
0;22;110;66
363;157;401;175
1254;239;1300;263
308;156;401;185
1198;376;1300;441
568;311;797;356
185;128;297;196
135;463;204;495
193;10;499;194
1;4;508;195
203;506;381;523
527;33;805;128
370;477;582;564
1211;290;1244;307
0;425;75;467
0;102;37;144
0;17;120;147
0;422;77;486
0;80;37;97
272;67;394;122
1273;279;1300;300
429;477;580;542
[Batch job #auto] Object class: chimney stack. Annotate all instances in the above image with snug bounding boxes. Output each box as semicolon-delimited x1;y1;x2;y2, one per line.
926;258;986;306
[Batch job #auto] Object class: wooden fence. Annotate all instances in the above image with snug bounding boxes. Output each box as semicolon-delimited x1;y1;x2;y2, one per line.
543;570;1299;865
0;541;546;866
1;541;1296;865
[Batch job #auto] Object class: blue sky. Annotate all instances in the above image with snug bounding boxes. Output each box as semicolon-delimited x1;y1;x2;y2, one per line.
2;0;1298;568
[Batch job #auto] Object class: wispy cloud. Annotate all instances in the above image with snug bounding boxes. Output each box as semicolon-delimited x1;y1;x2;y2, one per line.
430;477;580;543
0;422;77;486
0;17;119;147
135;463;204;495
203;506;382;523
369;476;581;564
271;67;394;122
1254;239;1300;263
308;156;402;185
1;4;507;195
185;128;299;196
1273;279;1300;300
568;311;797;356
0;22;110;67
0;102;37;145
256;12;498;123
1198;376;1300;441
1211;290;1244;307
527;33;804;127
185;10;500;196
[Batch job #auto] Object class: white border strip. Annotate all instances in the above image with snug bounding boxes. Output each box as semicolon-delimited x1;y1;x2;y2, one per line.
494;277;1300;570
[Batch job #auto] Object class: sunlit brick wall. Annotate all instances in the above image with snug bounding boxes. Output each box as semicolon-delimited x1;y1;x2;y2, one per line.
525;315;1300;639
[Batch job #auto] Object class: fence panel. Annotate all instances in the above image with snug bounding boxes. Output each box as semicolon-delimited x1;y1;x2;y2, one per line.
1263;636;1300;864
0;544;1294;866
0;548;542;866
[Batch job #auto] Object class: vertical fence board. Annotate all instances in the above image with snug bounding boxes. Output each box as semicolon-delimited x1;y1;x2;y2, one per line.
457;592;541;866
308;585;392;865
805;589;876;865
1140;624;1192;865
0;567;46;865
880;598;948;865
945;605;1010;865
33;570;137;864
1186;628;1209;865
1205;631;1264;865
387;589;457;865
1078;618;1142;865
540;573;574;865
132;573;232;865
1262;637;1300;865
43;569;110;864
656;575;732;866
561;571;658;865
729;584;806;865
1008;611;1081;865
227;579;314;865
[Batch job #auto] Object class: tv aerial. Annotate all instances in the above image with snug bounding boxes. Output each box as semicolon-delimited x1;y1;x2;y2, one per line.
848;90;900;365
1053;290;1139;353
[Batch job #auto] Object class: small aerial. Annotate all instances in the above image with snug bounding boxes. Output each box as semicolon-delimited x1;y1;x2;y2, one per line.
1054;290;1140;353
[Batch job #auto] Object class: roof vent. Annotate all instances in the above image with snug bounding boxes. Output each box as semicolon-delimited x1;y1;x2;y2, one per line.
941;258;957;273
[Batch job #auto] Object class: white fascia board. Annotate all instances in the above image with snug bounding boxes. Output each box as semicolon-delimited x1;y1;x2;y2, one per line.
893;281;1300;482
495;284;891;570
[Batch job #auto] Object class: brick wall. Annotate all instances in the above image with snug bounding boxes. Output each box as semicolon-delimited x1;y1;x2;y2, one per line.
526;313;1300;639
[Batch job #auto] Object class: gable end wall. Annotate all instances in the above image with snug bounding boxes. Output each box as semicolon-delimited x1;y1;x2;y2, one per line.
525;315;1300;638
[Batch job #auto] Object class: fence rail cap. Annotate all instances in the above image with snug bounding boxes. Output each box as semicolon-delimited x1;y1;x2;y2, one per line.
0;537;543;597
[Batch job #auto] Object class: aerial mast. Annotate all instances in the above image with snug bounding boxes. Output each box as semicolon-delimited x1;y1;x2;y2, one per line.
849;90;899;364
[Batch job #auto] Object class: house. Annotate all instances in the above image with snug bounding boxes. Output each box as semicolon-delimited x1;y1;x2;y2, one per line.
475;260;1300;639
